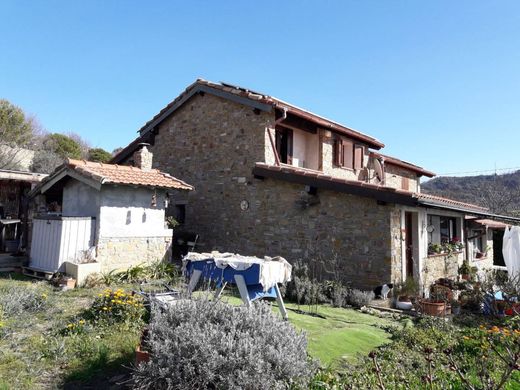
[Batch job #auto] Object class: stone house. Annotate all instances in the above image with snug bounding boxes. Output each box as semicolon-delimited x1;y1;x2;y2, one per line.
112;79;519;292
28;147;193;274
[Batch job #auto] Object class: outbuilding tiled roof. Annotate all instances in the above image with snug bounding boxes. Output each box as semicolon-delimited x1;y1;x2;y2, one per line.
414;193;488;212
66;159;193;190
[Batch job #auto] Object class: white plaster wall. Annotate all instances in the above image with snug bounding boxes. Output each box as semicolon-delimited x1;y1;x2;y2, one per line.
305;131;319;170
292;130;306;168
98;186;171;238
291;129;319;170
62;180;100;217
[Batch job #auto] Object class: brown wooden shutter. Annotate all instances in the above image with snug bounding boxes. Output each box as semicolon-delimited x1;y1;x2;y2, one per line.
354;145;364;170
342;139;354;169
402;177;410;191
333;138;342;166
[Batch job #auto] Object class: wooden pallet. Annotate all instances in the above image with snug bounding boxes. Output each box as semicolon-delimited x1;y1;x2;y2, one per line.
22;266;54;280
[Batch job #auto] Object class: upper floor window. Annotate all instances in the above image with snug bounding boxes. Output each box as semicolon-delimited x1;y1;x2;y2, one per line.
333;137;364;170
275;128;293;165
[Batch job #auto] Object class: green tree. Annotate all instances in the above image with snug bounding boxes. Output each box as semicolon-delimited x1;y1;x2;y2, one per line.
44;133;82;160
0;99;37;169
88;147;112;163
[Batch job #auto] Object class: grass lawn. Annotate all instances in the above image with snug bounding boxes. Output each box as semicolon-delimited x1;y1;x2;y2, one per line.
0;273;400;388
219;295;400;367
0;273;142;390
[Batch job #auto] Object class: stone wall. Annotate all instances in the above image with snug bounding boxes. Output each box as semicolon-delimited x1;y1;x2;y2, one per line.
139;93;396;289
320;130;369;181
390;208;404;284
384;164;419;192
422;251;462;290
96;236;171;272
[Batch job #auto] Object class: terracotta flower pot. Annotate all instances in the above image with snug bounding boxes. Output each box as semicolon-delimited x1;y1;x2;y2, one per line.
135;344;150;365
421;300;447;317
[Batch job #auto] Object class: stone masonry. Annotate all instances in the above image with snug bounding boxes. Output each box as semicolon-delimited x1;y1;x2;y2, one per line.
96;236;171;272
129;93;402;289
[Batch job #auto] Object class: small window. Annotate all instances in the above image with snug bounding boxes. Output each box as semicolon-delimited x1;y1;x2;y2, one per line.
440;216;457;243
174;204;186;225
166;203;186;225
333;136;364;170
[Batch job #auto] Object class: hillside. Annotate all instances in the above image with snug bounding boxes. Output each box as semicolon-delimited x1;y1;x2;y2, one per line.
422;170;520;216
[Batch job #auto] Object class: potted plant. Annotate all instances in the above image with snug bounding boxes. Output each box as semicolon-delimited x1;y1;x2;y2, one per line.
459;261;471;281
428;243;442;256
135;328;150;365
394;279;419;310
421;288;449;317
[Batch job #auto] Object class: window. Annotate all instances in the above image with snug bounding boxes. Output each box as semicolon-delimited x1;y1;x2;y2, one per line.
333;137;364;170
166;203;186;225
427;215;460;245
470;229;483;257
440;216;457;243
275;128;293;164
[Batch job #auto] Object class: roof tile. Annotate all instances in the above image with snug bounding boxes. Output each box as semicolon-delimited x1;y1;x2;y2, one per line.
66;159;193;190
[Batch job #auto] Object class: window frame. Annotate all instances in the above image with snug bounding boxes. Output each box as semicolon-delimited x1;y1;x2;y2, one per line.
333;136;364;171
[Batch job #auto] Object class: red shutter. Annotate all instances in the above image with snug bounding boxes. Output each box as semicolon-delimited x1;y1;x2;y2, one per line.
354;145;364;170
342;140;354;169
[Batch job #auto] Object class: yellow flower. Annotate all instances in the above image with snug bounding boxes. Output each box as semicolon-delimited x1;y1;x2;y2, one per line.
67;323;74;328
79;319;85;325
41;293;47;299
102;307;108;311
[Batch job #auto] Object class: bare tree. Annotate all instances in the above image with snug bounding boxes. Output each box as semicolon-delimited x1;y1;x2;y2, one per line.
478;175;520;217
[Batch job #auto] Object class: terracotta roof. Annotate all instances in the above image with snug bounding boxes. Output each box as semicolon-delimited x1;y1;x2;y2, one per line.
416;193;488;213
253;163;490;214
473;219;509;229
30;159;194;196
65;159;193;190
111;79;385;165
370;152;435;178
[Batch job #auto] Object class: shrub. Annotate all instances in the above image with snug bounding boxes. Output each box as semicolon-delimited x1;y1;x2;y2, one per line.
322;281;349;308
0;284;48;317
346;289;374;308
132;298;316;390
86;288;144;325
284;260;327;309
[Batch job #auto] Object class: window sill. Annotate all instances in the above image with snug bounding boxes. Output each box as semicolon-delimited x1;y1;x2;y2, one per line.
332;165;362;173
426;251;463;259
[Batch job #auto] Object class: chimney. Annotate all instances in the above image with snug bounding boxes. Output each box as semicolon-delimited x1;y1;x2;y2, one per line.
133;143;153;171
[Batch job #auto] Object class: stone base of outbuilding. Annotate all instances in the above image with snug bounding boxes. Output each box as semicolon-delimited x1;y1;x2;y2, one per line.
96;236;172;272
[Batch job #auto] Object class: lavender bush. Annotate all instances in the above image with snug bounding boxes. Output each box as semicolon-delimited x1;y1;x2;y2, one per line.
347;289;375;308
132;298;315;390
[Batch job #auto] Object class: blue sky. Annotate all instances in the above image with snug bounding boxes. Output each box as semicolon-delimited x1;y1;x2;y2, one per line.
1;1;519;177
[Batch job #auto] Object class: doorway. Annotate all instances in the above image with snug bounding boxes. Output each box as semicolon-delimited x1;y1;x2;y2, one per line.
405;212;414;279
275;127;293;164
